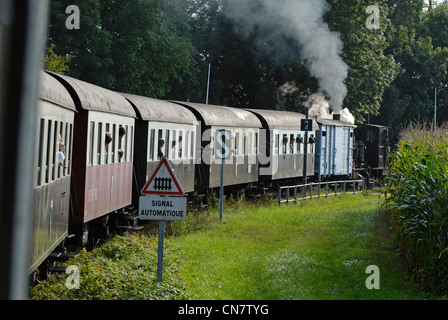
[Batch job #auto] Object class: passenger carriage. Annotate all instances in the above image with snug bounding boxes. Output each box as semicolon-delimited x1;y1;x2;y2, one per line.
171;101;262;194
47;72;136;246
246;109;318;184
30;71;76;274
120;94;197;202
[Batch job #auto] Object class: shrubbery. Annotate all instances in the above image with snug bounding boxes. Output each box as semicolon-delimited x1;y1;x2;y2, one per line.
385;122;448;294
30;234;193;300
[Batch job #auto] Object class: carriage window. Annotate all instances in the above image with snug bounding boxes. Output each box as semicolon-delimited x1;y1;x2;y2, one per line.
290;134;295;154
242;133;246;156
105;123;111;164
56;123;61;179
274;134;279;155
179;131;183;159
52;121;59;181
309;134;315;153
68;124;73;174
248;133;253;155
37;119;45;186
235;132;240;156
44;120;52;183
190;131;194;158
185;131;190;160
62;123;69;177
171;130;177;159
56;122;63;179
282;134;287;154
122;125;128;162
117;125;126;162
297;134;302;153
149;129;155;161
97;122;103;165
89;122;95;166
165;130;170;159
157;129;164;159
129;126;134;162
254;132;258;155
111;124;116;163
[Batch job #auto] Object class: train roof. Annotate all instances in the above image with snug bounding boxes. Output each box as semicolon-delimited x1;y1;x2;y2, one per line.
356;123;389;129
46;71;136;118
39;71;76;111
120;93;196;124
246;109;319;130
170;101;262;128
316;117;357;127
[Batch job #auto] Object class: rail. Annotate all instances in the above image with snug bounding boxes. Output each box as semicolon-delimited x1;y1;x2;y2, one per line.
278;179;365;206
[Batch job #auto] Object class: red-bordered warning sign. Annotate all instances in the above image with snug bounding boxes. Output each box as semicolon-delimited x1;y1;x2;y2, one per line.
141;158;184;195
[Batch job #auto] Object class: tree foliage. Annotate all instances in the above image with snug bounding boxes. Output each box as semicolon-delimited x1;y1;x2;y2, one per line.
47;0;448;143
48;0;113;87
374;0;448;143
48;0;195;98
44;44;71;74
326;0;399;122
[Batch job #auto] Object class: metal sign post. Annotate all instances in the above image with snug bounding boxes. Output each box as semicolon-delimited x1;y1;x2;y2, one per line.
139;158;186;283
219;139;225;222
216;130;230;222
157;220;165;283
301;114;313;186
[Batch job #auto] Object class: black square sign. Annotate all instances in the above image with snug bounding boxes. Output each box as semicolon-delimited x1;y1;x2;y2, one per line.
301;119;313;131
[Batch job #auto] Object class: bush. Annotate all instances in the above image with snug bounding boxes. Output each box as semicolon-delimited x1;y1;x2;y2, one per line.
30;234;194;300
385;122;448;294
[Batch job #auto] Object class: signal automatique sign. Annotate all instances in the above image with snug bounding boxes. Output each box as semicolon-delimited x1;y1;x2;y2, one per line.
139;158;187;283
139;158;186;221
139;196;186;221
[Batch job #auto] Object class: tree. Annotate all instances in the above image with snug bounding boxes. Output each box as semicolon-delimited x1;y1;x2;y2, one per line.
44;44;71;74
48;0;113;88
99;0;196;98
375;0;448;143
48;0;197;98
325;0;399;123
421;3;448;124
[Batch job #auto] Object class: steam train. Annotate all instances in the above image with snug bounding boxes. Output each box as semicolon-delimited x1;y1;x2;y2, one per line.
31;70;389;280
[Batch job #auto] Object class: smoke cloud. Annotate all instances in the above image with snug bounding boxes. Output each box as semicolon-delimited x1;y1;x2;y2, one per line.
225;0;349;112
306;92;355;124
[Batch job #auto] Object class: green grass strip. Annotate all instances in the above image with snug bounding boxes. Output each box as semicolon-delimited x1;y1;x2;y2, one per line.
169;193;433;300
31;192;437;300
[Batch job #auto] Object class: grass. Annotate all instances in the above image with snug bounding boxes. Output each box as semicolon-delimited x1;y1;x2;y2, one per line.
31;192;438;300
168;192;434;299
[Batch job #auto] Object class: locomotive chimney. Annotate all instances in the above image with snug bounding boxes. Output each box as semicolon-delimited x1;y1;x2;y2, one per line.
333;113;341;121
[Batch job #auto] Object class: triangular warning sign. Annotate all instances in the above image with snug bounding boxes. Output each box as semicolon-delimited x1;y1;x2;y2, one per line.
141;158;184;195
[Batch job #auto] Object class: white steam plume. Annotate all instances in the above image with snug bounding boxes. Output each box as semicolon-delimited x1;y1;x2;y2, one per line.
306;92;355;124
225;0;349;112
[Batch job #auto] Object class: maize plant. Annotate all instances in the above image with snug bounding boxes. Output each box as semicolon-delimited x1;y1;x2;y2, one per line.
385;128;448;294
